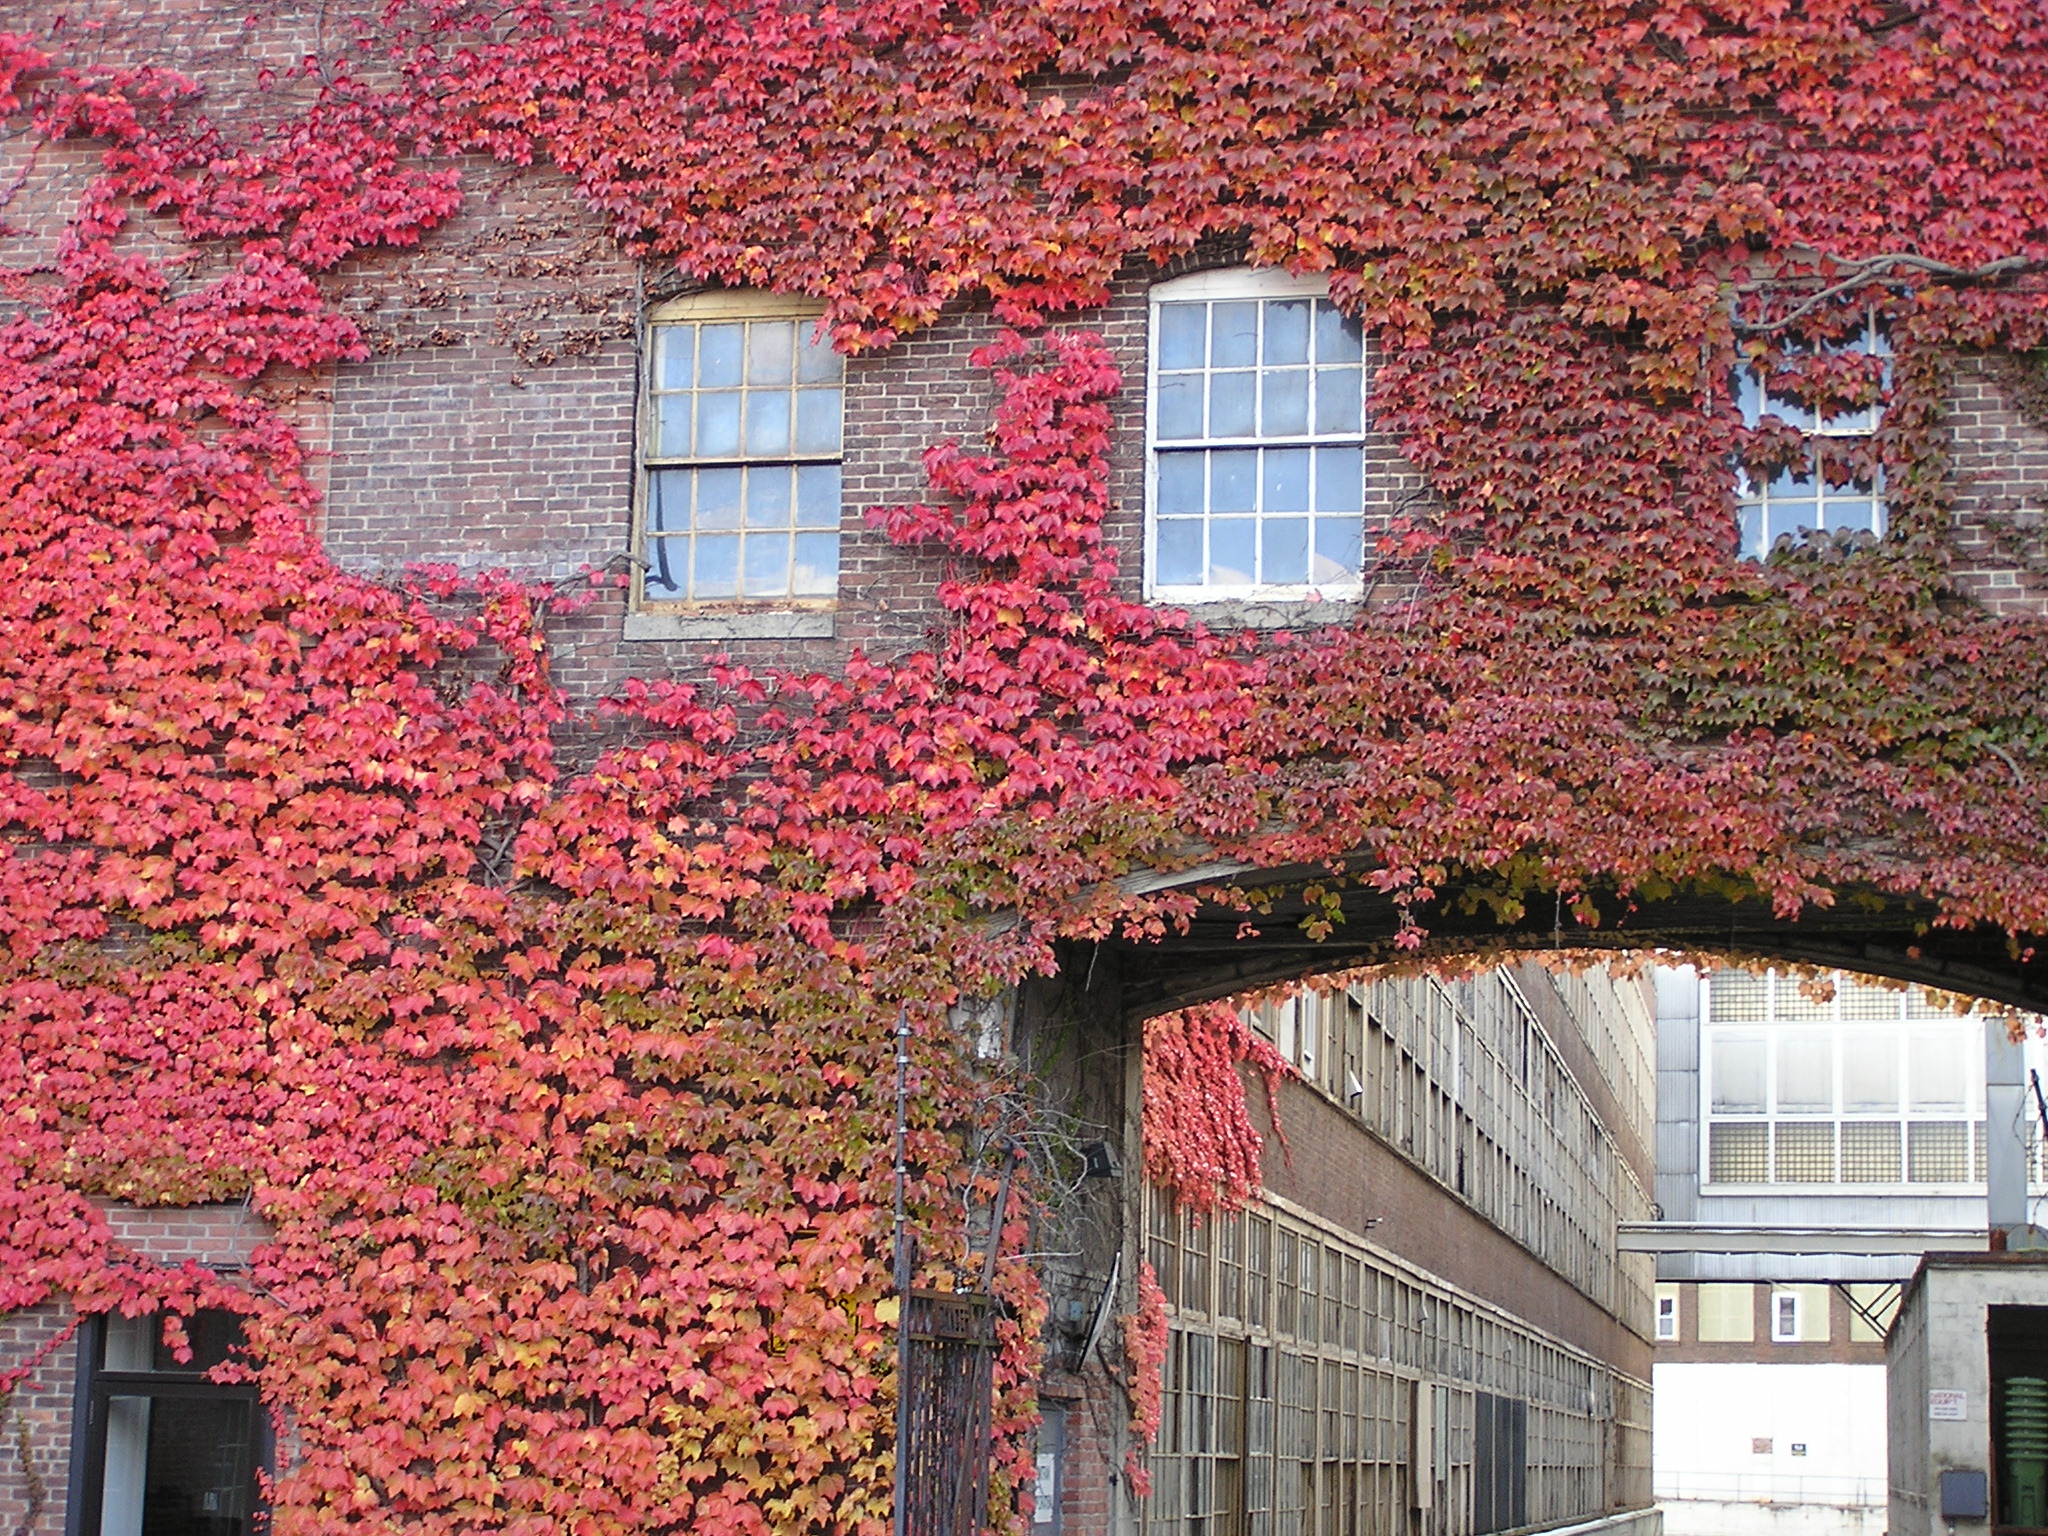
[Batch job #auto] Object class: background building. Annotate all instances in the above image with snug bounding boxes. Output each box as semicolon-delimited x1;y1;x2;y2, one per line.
1139;965;1660;1536
1647;968;2047;1536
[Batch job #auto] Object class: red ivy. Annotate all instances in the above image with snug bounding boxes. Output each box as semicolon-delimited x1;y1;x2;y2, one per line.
4;5;2048;1534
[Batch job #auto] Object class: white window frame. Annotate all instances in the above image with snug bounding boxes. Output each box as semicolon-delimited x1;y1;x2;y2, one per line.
1145;269;1370;603
1655;1292;1679;1342
634;291;843;611
1770;1290;1802;1343
1736;311;1889;559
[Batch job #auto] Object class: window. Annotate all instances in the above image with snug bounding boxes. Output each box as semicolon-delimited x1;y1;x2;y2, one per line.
77;1310;265;1536
1700;969;2028;1188
1655;1288;1680;1341
1769;1286;1830;1344
1147;271;1368;601
1736;312;1888;558
1770;1290;1801;1342
637;294;843;608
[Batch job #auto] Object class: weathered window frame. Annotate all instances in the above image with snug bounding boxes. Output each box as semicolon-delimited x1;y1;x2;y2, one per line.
628;291;843;640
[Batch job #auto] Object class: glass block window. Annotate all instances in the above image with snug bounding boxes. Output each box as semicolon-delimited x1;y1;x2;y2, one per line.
1735;312;1888;558
1708;1122;1769;1183
638;299;843;606
1840;1121;1903;1183
1148;272;1368;600
1773;1122;1835;1182
1908;1121;1971;1183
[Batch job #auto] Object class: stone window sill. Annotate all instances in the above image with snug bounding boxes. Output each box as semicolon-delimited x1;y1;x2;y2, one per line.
1163;597;1362;630
624;608;836;641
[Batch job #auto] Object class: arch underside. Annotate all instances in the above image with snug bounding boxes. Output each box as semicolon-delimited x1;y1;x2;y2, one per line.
1100;863;2048;1017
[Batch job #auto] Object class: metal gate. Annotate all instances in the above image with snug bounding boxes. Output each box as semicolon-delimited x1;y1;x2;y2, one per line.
899;1288;999;1536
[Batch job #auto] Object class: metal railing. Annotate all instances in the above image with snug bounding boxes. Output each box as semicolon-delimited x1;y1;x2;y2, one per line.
1654;1470;1886;1507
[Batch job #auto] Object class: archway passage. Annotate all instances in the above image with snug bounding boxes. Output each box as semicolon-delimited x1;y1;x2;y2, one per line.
1101;862;2048;1019
1085;889;2048;1536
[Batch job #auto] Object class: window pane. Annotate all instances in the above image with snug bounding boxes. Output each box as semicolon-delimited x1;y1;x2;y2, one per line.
644;537;685;599
646;470;689;534
795;389;842;454
116;1395;256;1536
1210;518;1255;587
1313;518;1362;582
1314;301;1363;363
792;532;838;597
105;1317;156;1373
795;465;840;529
745;467;791;528
1264;449;1310;512
1738;503;1764;559
743;534;791;598
1315;368;1363;434
1711;1037;1766;1112
1775;1033;1834;1113
696;392;742;458
693;534;739;598
1156;519;1203;587
1158;304;1207;370
1158;453;1205;514
695;467;742;530
1263;518;1309;586
1212;451;1257;513
796;325;842;383
1768;497;1818;546
1157;375;1204;439
101;1395;151;1536
1314;446;1362;512
698;323;744;386
654;325;696;390
1843;1031;1899;1110
1264;300;1311;364
747;319;794;384
744;391;791;456
1210;372;1256;437
1263;370;1309;436
655;394;692;457
1212;302;1258;367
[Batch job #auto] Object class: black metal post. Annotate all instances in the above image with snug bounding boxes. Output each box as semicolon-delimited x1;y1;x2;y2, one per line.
891;1008;912;1536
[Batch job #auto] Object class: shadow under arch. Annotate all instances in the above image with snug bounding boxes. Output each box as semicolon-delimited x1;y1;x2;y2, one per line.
1079;858;2048;1020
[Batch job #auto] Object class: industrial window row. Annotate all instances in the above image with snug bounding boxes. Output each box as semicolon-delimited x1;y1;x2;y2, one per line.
1246;972;1655;1330
1144;1196;1652;1535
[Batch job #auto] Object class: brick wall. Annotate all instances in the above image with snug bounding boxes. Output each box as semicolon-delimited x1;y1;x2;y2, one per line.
0;1307;76;1536
1947;354;2048;617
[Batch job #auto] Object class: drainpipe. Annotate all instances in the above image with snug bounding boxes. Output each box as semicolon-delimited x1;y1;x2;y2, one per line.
1988;1016;2029;1248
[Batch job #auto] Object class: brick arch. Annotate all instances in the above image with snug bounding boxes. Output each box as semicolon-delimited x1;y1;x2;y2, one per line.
1081;858;2048;1019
